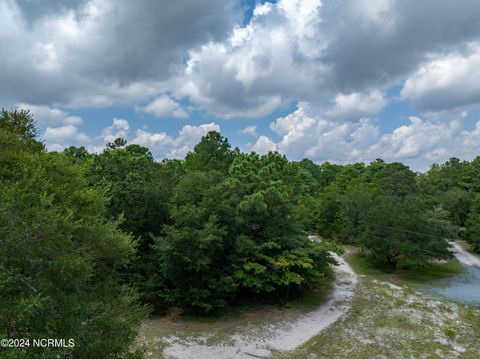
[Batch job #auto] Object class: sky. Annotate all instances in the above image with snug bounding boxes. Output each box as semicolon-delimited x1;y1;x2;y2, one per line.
3;0;480;171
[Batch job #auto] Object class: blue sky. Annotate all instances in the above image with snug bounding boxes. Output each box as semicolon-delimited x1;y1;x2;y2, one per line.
3;0;480;171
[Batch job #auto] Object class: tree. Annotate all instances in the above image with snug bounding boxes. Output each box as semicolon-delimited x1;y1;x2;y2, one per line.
227;153;334;301
438;187;472;226
106;137;128;149
150;151;335;312
184;131;238;173
314;191;346;240
153;170;236;312
359;195;454;269
87;144;171;242
368;161;417;197
464;194;480;252
0;110;146;358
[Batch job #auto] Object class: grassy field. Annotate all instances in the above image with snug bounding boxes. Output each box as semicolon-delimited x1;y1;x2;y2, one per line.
277;250;480;359
347;249;463;284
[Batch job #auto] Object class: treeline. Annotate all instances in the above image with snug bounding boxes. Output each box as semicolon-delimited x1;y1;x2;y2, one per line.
75;133;337;313
2;109;480;357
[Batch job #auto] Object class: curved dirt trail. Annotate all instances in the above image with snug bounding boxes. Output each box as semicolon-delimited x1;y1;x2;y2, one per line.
162;238;358;359
452;242;480;267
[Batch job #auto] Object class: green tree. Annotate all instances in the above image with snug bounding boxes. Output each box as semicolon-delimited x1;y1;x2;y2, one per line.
151;151;334;312
228;153;334;301
438;187;472;226
360;195;454;269
464;194;480;252
368;160;417;197
314;191;346;240
184;131;238;173
0;110;146;358
153;170;236;312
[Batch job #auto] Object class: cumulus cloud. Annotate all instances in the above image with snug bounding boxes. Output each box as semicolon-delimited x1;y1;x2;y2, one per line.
4;0;480;118
242;125;257;136
0;0;239;106
6;0;480;169
269;103;380;163
16;103;82;125
100;118;130;143
171;0;326;118
259;103;480;170
170;0;480;118
131;122;220;159
401;43;480;112
326;90;386;120
139;96;188;119
44;124;90;144
252;135;277;154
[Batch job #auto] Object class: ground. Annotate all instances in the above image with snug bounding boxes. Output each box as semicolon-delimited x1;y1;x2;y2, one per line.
137;247;480;359
280;255;480;358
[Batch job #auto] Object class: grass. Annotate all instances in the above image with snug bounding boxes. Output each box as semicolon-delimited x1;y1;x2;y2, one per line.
278;273;480;359
347;249;463;285
276;245;479;359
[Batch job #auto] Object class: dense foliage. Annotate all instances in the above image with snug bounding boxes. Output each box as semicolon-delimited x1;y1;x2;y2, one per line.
307;159;462;269
0;110;146;358
3;107;480;356
75;132;336;312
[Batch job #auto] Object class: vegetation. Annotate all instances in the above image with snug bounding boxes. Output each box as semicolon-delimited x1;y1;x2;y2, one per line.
2;108;480;357
0;110;146;358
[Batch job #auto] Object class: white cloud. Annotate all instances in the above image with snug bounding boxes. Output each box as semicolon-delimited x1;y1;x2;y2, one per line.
16;103;82;125
100;118;130;143
259;103;480;170
4;0;480;121
401;43;480;112
269;103;380;163
326;90;386;120
131;122;220;159
0;0;239;106
170;0;480;119
252;135;277;154
171;0;326;118
44;124;90;144
242;125;257;136
139;95;188;119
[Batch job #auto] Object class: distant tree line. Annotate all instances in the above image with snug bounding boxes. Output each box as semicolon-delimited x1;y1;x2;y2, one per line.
2;109;480;357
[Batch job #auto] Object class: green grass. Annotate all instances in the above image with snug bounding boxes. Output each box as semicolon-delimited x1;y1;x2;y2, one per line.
346;250;463;285
400;259;463;283
347;251;386;277
278;276;480;359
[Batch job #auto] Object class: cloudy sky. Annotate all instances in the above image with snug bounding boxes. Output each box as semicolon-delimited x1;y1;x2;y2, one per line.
3;0;480;170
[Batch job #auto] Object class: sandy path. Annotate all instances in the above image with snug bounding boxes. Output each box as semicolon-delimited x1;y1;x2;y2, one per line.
452;242;480;267
162;239;358;359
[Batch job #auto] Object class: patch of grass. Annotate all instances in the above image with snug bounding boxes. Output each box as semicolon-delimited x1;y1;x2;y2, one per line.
279;278;480;359
346;250;463;285
443;326;457;339
399;259;463;283
346;251;386;278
